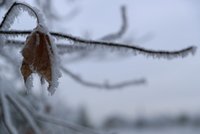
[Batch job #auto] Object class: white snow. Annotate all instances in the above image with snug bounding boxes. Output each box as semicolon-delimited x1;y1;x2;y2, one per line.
25;75;33;93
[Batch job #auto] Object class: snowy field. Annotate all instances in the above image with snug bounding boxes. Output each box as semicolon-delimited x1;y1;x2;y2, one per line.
111;127;200;134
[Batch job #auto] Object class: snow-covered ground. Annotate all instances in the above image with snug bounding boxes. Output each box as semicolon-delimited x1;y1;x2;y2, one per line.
112;127;200;134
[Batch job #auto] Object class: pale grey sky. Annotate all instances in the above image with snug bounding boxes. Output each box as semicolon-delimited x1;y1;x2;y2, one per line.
56;0;200;123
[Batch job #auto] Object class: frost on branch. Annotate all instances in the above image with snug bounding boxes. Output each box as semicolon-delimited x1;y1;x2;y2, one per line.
0;2;61;94
21;25;61;95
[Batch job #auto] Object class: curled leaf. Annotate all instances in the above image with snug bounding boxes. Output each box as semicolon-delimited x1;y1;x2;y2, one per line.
21;25;61;94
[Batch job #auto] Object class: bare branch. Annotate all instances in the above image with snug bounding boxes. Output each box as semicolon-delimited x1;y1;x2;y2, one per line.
0;2;43;30
0;30;33;36
100;5;128;41
61;66;146;90
0;30;196;59
52;33;197;59
64;5;128;62
1;39;23;47
4;39;89;56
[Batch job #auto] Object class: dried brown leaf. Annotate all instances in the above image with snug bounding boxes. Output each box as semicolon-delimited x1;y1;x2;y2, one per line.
21;26;54;91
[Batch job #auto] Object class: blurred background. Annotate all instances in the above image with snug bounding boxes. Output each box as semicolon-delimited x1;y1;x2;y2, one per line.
0;0;200;134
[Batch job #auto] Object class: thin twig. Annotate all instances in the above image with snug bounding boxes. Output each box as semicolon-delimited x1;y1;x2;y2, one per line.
61;66;146;89
0;30;196;59
68;5;128;62
0;2;40;30
0;40;146;89
51;33;197;59
100;5;128;41
4;39;88;54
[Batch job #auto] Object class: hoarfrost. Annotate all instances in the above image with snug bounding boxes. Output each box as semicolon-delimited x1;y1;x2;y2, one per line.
46;32;61;95
32;25;61;95
35;33;40;46
0;2;46;30
25;75;33;93
0;2;61;94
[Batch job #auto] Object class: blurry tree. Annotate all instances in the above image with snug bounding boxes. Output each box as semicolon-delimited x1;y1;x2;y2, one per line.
77;105;92;128
176;113;190;126
103;115;130;129
0;0;197;134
